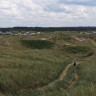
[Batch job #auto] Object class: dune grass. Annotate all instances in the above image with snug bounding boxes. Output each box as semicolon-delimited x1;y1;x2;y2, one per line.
80;34;96;42
21;53;96;96
19;65;75;96
52;32;72;42
0;49;72;93
0;32;96;96
18;32;96;96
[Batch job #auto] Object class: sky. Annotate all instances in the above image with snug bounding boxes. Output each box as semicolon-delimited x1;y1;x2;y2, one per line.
0;0;96;27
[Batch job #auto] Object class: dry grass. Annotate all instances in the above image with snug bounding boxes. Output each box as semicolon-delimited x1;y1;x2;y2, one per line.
0;32;96;96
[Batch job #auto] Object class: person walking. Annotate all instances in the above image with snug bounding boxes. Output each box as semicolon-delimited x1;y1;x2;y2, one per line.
73;60;76;66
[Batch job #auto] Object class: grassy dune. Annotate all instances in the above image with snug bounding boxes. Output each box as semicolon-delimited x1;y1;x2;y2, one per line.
0;49;71;93
0;32;96;96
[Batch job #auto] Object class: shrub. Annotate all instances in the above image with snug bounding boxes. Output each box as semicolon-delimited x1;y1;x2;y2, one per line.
62;46;93;55
21;40;55;49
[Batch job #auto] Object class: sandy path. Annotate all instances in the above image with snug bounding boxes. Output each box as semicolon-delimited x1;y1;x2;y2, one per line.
69;69;78;88
20;63;72;92
20;62;80;92
38;64;72;90
39;62;80;90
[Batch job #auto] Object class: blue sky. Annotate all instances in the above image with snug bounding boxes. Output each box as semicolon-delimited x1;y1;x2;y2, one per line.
59;0;96;6
0;0;96;27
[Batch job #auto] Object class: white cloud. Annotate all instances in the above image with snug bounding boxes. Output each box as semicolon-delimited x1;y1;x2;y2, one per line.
0;0;96;27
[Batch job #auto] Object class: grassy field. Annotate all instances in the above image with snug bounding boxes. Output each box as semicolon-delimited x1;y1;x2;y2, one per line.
0;32;96;96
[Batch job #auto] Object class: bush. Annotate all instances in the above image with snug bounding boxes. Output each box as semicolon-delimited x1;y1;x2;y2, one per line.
21;40;55;49
62;46;93;55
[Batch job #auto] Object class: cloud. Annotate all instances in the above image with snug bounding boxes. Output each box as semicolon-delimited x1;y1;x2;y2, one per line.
0;0;96;27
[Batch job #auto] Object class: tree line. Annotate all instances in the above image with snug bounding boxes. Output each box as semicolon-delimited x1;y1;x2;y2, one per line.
0;27;96;32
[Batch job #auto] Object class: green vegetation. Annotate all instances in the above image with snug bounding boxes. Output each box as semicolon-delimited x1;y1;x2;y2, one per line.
0;32;96;96
19;61;74;96
0;50;71;93
62;46;91;54
19;65;77;96
88;34;96;42
53;32;71;41
63;37;71;41
1;27;96;32
21;40;55;49
80;34;96;42
62;45;93;57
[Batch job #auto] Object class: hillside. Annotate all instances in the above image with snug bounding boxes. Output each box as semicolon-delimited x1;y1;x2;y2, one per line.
0;32;96;96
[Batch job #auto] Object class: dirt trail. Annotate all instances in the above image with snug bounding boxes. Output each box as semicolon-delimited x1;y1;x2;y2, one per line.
40;62;80;90
20;62;79;92
38;64;72;90
69;68;78;88
20;63;72;92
